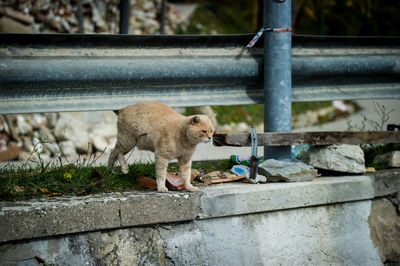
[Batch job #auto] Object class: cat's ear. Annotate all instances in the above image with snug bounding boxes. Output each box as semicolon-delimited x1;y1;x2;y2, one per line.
191;115;200;124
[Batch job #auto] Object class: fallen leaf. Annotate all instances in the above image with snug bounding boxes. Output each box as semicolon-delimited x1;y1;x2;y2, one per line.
48;192;63;197
38;187;49;193
366;167;376;173
14;185;26;192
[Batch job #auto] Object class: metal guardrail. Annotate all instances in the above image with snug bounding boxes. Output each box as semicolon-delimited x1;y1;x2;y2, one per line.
0;34;399;114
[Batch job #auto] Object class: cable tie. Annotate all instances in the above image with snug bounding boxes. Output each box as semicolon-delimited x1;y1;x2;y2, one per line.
246;27;291;48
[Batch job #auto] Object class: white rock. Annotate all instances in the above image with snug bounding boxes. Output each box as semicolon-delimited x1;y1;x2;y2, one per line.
258;159;318;182
58;140;78;158
43;113;58;128
32;114;48;128
306;144;366;173
54;114;91;153
45;143;61;157
16;115;32;135
90;135;109;153
38;126;56;143
373;151;400;168
18;151;39;162
89;123;117;139
236;122;250;133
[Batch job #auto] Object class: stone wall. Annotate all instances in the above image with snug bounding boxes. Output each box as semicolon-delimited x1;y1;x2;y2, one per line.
1;170;399;265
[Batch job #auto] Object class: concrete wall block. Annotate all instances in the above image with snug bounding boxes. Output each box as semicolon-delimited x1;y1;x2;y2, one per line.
119;191;201;227
199;175;375;219
160;201;382;266
0;195;121;243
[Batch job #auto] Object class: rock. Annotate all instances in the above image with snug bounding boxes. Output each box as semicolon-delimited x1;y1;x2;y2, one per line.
258;159;318;182
54;114;91;153
91;3;106;29
89;123;117;139
89;122;117;153
293;110;319;128
31;114;48;128
0;136;7;152
369;198;400;263
305;144;366;173
36;127;58;156
0;16;33;33
16;115;33;136
44;142;60;157
43;113;58;128
90;135;109;153
22;136;35;153
0;6;35;24
0;144;23;162
373;151;400;168
236;122;249;133
0;115;6;132
58;140;78;158
18;151;39;162
38;126;56;143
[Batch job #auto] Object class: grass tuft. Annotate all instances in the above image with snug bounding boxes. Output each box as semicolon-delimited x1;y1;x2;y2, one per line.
0;159;232;201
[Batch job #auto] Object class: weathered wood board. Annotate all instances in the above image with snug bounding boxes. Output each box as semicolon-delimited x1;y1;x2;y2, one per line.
213;131;400;147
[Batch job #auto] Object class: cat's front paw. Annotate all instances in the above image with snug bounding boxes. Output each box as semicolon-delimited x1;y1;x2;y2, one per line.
185;185;199;192
158;186;169;193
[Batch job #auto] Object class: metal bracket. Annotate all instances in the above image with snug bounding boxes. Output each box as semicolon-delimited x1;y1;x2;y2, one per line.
248;126;267;184
250;126;258;157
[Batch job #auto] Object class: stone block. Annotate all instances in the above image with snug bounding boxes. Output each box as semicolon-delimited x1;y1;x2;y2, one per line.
258;159;317;182
306;144;366;173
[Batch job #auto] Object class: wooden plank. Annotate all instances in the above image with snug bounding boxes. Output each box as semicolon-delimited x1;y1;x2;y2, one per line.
203;174;246;185
213;131;400;147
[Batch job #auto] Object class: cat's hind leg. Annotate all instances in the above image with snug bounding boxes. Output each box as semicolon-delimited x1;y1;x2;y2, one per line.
108;138;136;174
108;148;119;169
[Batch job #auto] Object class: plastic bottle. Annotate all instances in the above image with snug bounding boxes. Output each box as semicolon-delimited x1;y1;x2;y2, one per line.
230;155;264;166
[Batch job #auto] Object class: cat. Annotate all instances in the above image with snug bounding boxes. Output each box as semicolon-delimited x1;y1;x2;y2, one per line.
108;102;215;192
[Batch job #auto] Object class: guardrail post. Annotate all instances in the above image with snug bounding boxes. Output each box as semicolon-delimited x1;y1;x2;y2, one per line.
119;0;130;34
263;0;292;160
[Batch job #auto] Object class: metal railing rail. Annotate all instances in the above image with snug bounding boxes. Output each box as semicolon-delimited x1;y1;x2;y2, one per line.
0;33;399;114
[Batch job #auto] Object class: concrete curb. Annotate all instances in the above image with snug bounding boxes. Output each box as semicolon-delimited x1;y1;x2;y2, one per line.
1;169;399;243
0;191;201;243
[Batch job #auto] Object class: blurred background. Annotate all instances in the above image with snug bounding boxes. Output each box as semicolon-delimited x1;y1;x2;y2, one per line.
2;0;400;35
0;0;399;162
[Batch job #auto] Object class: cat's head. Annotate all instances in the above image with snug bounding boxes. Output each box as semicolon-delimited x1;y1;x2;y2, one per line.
186;115;215;144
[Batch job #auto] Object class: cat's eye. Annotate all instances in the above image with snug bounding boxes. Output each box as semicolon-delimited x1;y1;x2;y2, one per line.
202;130;207;133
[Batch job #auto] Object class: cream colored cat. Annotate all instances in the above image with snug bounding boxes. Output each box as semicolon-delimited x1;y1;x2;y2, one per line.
108;102;215;192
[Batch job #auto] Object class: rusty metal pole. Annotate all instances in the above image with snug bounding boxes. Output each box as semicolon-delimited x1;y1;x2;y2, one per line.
263;0;292;160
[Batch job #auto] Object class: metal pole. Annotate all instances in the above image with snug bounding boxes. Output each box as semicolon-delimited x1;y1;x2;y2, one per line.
160;0;167;34
119;0;130;34
77;1;84;33
263;0;292;160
